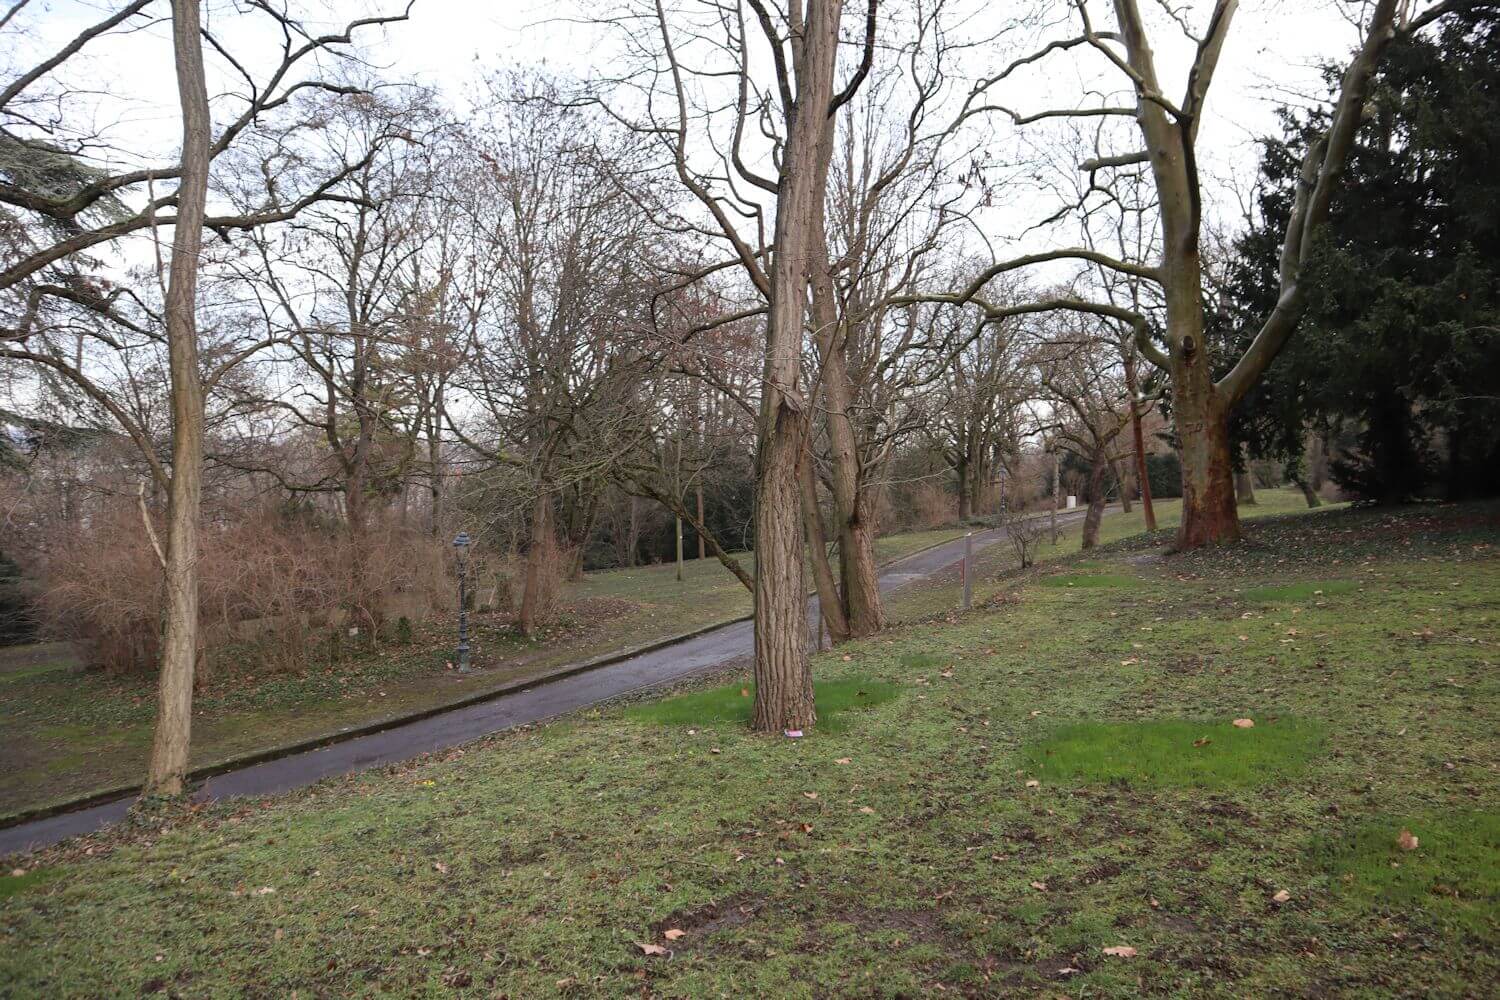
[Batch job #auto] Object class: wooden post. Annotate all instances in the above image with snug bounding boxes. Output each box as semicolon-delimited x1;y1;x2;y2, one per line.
675;514;684;582
962;531;973;610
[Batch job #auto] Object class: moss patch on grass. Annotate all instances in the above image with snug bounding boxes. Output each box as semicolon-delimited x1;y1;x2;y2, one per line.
1243;579;1359;603
1319;811;1500;934
0;867;61;902
1020;718;1325;789
625;677;901;733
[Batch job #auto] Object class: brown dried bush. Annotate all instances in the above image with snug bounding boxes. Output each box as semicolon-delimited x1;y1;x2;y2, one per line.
38;503;451;678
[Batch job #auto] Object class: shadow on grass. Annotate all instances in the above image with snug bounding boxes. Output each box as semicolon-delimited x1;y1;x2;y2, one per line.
1243;579;1359;603
1318;811;1500;934
626;677;901;733
1020;718;1325;789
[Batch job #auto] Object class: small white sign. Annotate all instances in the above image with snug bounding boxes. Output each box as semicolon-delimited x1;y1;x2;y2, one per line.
1066;495;1078;509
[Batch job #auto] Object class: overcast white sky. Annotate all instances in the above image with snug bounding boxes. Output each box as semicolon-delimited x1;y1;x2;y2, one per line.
19;0;1374;268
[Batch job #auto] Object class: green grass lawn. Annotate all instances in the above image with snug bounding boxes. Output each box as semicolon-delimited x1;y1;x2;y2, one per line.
2;498;1495;996
0;526;967;820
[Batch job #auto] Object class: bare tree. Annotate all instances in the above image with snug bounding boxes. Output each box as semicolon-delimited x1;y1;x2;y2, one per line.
595;0;877;731
0;0;410;796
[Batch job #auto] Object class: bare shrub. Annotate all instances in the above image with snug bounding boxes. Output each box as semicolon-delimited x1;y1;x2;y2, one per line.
37;503;451;678
907;482;955;530
1000;507;1045;569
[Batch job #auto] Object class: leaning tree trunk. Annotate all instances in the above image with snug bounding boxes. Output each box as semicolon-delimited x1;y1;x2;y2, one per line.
145;0;211;798
749;0;843;734
1114;459;1133;513
1081;454;1109;549
1294;474;1321;508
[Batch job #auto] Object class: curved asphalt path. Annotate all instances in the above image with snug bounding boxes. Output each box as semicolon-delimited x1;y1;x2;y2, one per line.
0;508;1100;855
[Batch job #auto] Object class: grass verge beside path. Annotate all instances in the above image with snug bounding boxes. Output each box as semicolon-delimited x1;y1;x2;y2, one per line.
2;497;1495;996
0;527;967;821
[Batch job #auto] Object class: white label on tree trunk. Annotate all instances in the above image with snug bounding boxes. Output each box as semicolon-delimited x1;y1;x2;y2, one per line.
1066;496;1077;509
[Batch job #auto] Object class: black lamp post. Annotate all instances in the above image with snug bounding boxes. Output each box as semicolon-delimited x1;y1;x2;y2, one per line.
453;531;471;673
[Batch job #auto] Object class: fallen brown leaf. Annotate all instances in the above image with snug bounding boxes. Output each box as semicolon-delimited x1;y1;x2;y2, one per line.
663;928;687;941
1102;945;1137;958
1232;718;1255;729
636;942;668;957
1396;828;1419;851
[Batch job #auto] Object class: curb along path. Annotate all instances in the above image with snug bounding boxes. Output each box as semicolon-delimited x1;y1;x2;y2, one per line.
0;507;1101;855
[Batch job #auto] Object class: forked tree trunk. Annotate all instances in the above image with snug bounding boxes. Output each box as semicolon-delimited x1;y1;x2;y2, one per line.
1110;0;1400;549
1171;340;1239;548
145;0;211;798
750;0;843;734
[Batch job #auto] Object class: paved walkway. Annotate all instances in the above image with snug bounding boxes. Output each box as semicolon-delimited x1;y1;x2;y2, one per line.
0;509;1099;854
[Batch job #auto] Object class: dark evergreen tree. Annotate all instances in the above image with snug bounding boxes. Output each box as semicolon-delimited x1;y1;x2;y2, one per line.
1220;8;1500;501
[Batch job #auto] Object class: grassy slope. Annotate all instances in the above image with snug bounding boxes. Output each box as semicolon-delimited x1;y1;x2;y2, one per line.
0;527;965;819
2;495;1495;997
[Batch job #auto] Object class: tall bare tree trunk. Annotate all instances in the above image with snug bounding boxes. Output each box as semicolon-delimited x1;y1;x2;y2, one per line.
809;244;884;638
1050;450;1059;542
517;492;550;638
750;0;844;734
145;0;211;798
1082;454;1108;549
1114;459;1133;513
1235;468;1258;506
800;453;850;644
696;483;706;560
1123;350;1157;531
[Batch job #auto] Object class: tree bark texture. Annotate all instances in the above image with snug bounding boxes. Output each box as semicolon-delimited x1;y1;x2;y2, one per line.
145;0;211;798
750;0;844;734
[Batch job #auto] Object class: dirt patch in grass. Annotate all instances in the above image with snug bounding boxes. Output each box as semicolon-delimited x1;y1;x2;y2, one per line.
650;891;766;946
